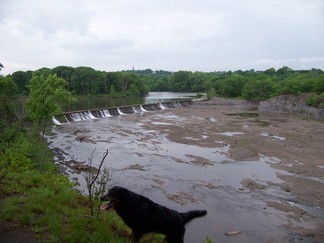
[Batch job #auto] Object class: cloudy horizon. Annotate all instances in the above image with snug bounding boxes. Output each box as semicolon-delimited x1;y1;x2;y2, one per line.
1;0;324;75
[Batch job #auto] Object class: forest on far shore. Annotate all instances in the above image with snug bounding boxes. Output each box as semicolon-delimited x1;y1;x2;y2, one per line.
1;65;324;106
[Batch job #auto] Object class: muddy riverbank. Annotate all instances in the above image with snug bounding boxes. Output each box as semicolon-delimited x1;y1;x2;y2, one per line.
47;98;324;242
167;98;324;241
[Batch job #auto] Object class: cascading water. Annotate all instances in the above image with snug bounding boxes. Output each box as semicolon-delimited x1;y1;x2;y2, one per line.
159;103;167;110
52;100;192;125
117;107;126;115
87;111;97;119
71;113;82;122
52;116;61;125
102;110;111;117
132;106;140;113
140;105;148;112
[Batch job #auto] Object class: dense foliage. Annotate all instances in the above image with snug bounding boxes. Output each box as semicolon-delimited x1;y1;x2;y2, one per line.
9;66;149;97
26;74;75;136
7;66;324;104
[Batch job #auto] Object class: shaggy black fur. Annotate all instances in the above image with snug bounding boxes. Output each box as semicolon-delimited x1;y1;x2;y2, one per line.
100;186;207;243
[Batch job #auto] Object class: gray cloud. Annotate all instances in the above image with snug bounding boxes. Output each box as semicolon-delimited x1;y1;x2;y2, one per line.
1;0;324;74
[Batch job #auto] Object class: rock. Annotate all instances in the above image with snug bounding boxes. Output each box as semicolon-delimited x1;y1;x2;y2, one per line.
225;231;241;236
75;134;97;143
258;94;324;120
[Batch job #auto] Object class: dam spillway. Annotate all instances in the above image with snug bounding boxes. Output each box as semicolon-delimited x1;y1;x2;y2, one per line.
52;99;192;125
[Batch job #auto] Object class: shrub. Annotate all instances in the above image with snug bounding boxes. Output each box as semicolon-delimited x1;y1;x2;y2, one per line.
306;92;324;108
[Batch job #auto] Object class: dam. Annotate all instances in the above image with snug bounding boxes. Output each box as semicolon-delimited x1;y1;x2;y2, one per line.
52;99;192;124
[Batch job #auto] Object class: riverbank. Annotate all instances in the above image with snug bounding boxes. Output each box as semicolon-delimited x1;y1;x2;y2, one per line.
0;134;131;242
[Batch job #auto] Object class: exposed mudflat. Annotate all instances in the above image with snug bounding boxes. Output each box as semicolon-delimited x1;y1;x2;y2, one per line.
47;98;324;242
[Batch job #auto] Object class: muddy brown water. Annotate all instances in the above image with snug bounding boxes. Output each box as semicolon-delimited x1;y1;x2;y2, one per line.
47;105;324;242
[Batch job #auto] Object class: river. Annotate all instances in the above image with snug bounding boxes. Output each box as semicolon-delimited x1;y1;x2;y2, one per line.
63;92;198;112
46;93;312;242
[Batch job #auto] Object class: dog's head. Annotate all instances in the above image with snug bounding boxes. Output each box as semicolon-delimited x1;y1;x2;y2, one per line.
100;186;128;211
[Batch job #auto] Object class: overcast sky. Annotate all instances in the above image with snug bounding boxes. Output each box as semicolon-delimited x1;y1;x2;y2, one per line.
1;0;324;74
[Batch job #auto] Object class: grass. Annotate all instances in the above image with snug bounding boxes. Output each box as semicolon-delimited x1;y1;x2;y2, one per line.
0;128;135;242
0;167;135;242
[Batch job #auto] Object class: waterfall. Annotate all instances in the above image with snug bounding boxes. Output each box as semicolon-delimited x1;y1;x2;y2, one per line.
68;111;97;122
170;102;181;107
140;105;148;112
52;99;192;124
87;111;97;119
52;116;61;125
159;103;167;110
132;106;139;113
71;113;82;121
117;107;126;115
102;110;111;117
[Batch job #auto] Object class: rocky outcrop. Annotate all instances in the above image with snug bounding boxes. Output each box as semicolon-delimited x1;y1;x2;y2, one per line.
258;94;324;120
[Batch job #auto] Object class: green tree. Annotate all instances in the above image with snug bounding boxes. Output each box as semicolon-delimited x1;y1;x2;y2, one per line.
118;73;131;94
169;71;192;91
35;67;51;77
215;74;245;97
242;79;275;100
109;84;117;96
190;72;207;92
264;67;276;76
70;67;100;96
127;83;140;97
314;75;324;93
52;66;74;92
277;66;292;75
132;77;149;96
0;76;17;97
26;74;75;137
0;75;19;177
12;71;30;95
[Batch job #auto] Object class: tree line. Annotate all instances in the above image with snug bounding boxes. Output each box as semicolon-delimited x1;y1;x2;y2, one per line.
2;65;324;106
8;66;150;97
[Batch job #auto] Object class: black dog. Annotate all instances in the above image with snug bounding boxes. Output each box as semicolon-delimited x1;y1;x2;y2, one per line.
100;186;207;243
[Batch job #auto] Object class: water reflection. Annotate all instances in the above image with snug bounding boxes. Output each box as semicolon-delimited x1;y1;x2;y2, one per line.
63;92;196;112
63;96;146;112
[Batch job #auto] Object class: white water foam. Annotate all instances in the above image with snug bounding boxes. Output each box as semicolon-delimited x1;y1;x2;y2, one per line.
117;107;126;115
140;105;148;112
102;110;111;117
172;101;182;107
70;113;82;122
69;111;96;121
87;111;97;119
159;103;167;109
52;116;61;125
132;106;141;113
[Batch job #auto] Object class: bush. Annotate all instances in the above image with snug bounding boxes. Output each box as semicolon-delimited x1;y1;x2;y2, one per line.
306;92;324;108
